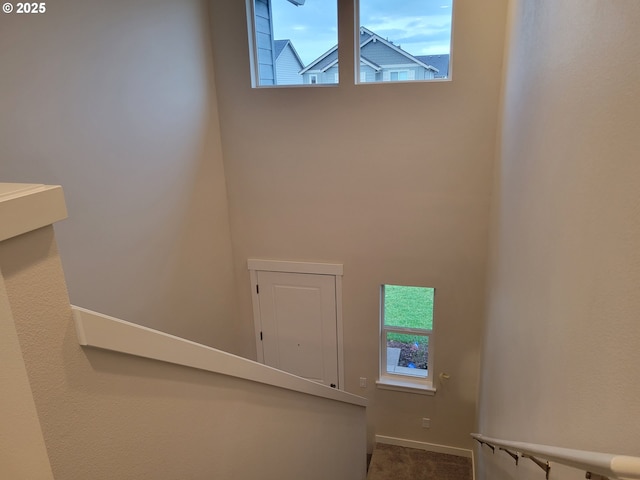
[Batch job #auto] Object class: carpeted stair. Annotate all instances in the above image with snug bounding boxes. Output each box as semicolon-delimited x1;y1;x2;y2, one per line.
367;443;472;480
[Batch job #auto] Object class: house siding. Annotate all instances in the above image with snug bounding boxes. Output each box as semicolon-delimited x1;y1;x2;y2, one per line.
255;0;275;85
359;64;377;82
361;40;415;66
303;65;339;85
275;45;303;85
323;65;339;84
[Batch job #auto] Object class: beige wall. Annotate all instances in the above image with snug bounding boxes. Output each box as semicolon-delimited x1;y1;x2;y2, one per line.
210;0;508;449
0;0;239;352
477;1;640;478
0;270;54;479
3;225;366;480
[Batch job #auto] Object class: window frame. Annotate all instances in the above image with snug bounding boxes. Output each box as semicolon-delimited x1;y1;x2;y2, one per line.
355;1;454;85
246;0;340;88
377;285;436;395
246;0;452;88
389;70;409;82
309;74;318;84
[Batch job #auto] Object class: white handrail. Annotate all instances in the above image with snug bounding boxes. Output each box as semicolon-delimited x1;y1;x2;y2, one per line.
472;433;640;480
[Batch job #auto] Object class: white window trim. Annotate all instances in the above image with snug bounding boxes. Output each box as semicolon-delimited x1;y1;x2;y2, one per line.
377;285;436;394
380;63;427;69
309;74;318;84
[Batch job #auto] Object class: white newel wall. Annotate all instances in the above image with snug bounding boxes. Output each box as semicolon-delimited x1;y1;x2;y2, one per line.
0;183;367;480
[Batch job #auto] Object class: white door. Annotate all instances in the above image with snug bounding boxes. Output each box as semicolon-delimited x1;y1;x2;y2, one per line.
255;271;339;388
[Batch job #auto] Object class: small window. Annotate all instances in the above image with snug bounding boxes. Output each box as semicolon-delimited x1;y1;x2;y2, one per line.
247;0;338;87
357;0;453;83
389;71;409;81
378;285;435;393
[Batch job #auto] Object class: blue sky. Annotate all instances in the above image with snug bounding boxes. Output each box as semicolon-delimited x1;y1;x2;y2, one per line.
271;0;453;65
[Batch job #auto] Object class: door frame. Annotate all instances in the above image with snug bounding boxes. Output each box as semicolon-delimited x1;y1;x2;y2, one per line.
248;259;345;390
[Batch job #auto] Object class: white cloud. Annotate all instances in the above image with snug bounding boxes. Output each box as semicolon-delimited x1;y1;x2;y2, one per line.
366;14;452;39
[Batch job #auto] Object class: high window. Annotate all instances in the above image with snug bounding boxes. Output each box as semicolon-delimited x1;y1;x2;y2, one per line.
246;0;453;87
247;0;338;87
357;0;452;83
378;285;435;393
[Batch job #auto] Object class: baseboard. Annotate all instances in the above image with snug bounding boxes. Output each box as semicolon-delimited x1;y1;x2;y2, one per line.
375;435;473;459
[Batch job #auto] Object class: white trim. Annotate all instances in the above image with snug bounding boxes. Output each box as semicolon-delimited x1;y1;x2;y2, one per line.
274;40;304;70
248;259;345;389
359;27;437;71
249;268;264;363
380;63;433;69
0;183;67;242
309;74;318;84
360;56;381;71
336;275;345;390
321;59;338;72
245;0;259;88
72;306;367;407
471;433;640;480
376;435;472;459
300;45;338;74
376;377;436;395
248;259;343;276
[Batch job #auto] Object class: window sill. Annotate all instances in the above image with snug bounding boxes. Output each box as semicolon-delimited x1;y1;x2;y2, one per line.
376;377;436;396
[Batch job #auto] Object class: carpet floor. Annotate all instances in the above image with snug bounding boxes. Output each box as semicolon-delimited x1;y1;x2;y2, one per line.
367;443;472;480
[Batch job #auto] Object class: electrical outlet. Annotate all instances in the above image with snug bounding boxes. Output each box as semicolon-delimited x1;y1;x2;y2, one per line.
359;377;367;388
422;418;431;428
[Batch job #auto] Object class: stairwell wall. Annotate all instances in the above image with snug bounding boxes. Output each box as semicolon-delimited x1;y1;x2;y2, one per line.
1;223;366;480
477;1;640;478
0;0;239;352
209;0;508;450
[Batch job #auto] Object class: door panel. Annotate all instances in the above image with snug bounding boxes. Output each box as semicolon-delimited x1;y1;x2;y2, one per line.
257;271;338;387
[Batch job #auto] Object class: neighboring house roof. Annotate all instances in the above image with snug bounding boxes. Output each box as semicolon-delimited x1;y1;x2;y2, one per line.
274;39;288;59
274;39;304;68
299;46;338;74
360;55;381;71
301;26;438;74
415;54;450;78
358;27;436;71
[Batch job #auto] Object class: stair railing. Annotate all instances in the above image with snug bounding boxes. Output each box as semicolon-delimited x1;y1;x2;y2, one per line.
472;433;640;480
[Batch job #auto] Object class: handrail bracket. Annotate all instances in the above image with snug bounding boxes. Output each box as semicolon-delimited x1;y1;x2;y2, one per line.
474;438;495;453
522;454;550;480
500;447;519;465
586;473;609;480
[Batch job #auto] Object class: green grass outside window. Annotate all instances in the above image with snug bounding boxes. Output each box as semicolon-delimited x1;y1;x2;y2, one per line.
384;285;434;343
